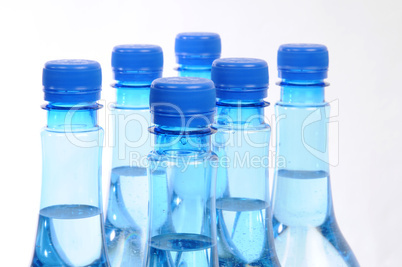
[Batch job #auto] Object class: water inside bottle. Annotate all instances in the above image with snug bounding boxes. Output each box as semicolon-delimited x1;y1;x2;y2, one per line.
32;204;108;267
105;166;148;266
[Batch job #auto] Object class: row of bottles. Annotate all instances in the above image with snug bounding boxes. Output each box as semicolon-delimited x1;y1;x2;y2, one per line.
31;33;359;266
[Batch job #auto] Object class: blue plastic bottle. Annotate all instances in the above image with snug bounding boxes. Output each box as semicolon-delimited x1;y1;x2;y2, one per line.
175;32;221;79
31;60;109;266
104;44;163;266
145;77;219;267
211;58;280;266
271;44;359;266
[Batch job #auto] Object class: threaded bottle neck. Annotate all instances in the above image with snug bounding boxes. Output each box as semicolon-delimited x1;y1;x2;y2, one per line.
44;102;101;130
279;79;328;104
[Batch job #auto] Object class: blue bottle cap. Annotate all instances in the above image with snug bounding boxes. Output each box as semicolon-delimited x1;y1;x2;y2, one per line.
112;44;163;72
43;59;102;103
211;58;269;100
112;44;163;82
175;32;221;66
150;77;216;127
277;44;329;80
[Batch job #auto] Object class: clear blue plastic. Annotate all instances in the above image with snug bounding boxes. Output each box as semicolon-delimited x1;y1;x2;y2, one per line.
105;72;162;266
176;65;213;79
271;79;359;266
31;101;108;267
146;125;219;267
213;99;280;266
146;77;218;266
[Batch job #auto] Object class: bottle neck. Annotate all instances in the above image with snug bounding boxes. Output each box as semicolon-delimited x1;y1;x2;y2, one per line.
275;79;329;172
214;98;271;202
176;64;212;79
216;99;267;127
111;82;153;169
113;71;161;108
151;125;213;154
41;102;103;210
114;84;150;108
272;79;332;227
279;79;327;104
44;102;100;130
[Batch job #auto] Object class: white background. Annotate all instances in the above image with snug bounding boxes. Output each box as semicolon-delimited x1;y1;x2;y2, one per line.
0;0;401;266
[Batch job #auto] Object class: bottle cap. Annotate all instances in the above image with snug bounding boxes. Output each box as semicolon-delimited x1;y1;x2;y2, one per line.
43;59;102;103
175;32;221;66
112;44;163;82
277;44;329;80
211;58;269;100
112;44;163;72
150;77;216;127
